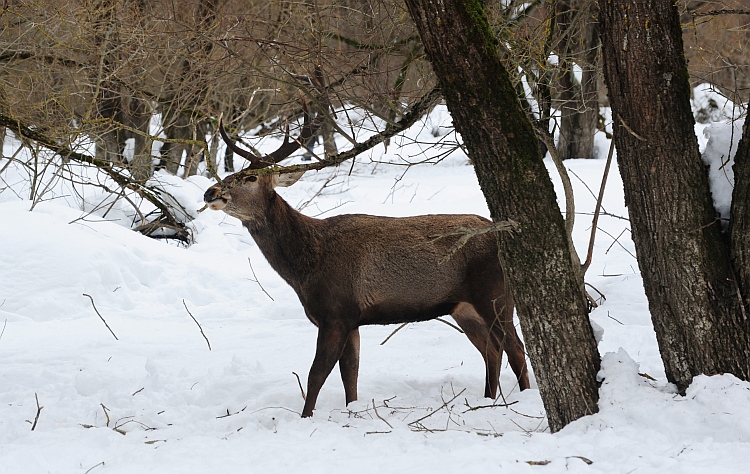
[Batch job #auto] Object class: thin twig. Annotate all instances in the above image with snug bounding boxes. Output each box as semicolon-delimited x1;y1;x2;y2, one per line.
0;318;7;343
462;399;519;412
82;294;118;340
607;311;624;325
601;227;637;259
408;388;466;427
216;406;247;419
292;372;307;400
183;300;211;351
380;322;409;345
297;174;338;212
101;403;111;427
582;138;615;273
30;393;43;431
435;317;465;334
372;399;393;429
247;257;274;301
585;283;607;305
84;462;105;474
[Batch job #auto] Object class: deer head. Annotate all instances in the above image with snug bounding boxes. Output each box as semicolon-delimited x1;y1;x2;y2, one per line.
204;103;320;222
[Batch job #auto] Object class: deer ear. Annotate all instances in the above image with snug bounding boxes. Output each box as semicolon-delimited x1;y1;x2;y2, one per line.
273;170;305;187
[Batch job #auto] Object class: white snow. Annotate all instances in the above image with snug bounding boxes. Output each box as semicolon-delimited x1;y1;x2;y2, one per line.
1;104;750;473
695;83;748;224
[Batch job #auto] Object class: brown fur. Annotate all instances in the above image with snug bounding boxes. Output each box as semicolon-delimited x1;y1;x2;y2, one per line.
205;171;530;417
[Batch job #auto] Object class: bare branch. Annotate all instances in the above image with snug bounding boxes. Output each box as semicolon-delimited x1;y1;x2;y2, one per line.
372;399;394;429
183;300;211;351
30;393;43;431
82;294;118;341
582;138;615;273
234;88;442;178
292;372;307;401
246;257;274;301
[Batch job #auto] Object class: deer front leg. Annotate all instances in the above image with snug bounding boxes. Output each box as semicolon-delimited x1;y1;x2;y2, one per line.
339;328;360;405
302;325;350;418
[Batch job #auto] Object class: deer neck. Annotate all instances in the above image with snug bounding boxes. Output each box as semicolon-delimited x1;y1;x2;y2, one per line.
242;191;321;289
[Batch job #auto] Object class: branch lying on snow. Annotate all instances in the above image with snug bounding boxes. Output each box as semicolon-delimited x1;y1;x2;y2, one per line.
0;112;190;240
183;299;211;351
407;387;465;430
29;393;43;431
83;293;119;341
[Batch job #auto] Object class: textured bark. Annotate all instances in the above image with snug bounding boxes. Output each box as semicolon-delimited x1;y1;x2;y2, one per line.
600;0;750;391
730;115;750;316
556;0;600;160
405;0;601;432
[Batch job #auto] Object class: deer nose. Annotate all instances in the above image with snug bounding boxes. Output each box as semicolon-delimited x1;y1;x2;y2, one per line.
203;186;221;203
203;187;228;210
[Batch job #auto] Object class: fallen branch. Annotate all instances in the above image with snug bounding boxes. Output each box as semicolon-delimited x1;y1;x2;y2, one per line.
183;300;211;350
380;322;409;345
408;388;465;428
0;112;189;240
372;399;393;429
30;393;43;431
462;398;519;412
217;406;248;419
82;294;118;341
292;372;307;400
101;403;111;427
84;462;105;474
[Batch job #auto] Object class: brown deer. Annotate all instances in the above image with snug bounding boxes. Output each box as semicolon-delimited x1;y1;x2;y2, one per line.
203;107;530;417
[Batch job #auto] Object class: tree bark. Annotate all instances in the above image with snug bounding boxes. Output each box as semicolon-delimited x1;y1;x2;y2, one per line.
599;0;750;391
556;0;600;160
404;0;600;432
730;113;750;330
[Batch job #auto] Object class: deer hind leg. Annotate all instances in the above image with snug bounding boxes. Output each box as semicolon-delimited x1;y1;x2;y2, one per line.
451;302;501;399
496;313;530;391
302;324;352;417
483;297;530;392
339;328;360;405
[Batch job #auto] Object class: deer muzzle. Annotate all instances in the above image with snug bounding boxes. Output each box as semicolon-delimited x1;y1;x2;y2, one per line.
204;187;228;211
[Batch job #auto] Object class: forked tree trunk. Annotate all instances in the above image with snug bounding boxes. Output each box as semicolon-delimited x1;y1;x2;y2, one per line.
600;0;750;391
405;0;601;432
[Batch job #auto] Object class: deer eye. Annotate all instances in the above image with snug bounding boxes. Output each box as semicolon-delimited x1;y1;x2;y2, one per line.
244;175;258;183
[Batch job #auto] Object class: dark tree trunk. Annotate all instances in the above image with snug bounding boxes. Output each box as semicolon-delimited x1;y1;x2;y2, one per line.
556;0;600;160
599;0;750;391
730;114;750;336
405;0;601;432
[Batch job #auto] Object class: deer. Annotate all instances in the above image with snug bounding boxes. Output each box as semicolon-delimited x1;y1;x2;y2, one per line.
203;104;530;418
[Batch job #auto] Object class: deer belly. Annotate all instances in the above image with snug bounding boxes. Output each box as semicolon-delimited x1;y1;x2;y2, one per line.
359;301;457;326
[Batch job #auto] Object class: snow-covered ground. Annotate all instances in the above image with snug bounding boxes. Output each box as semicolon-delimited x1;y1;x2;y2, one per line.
1;94;749;473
